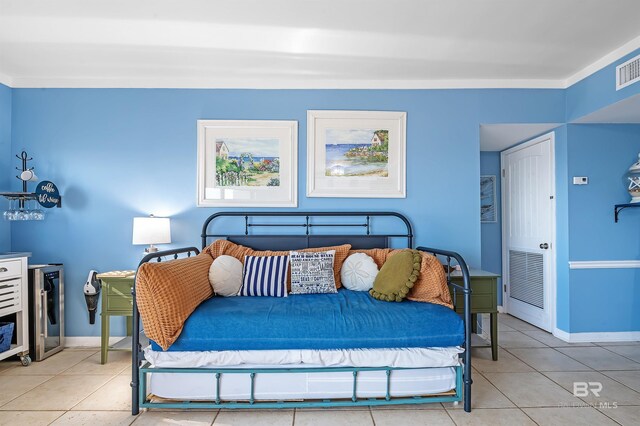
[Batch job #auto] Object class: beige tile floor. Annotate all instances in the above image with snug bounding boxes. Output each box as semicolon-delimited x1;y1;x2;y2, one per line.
0;314;639;425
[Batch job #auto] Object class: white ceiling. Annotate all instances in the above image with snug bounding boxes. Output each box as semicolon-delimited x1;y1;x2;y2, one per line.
1;0;640;88
573;93;640;123
480;123;561;151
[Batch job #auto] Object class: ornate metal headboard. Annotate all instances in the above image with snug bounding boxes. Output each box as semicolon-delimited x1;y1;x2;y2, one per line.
201;211;413;250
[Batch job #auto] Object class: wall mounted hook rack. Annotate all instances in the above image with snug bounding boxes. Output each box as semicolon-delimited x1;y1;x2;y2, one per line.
0;151;62;211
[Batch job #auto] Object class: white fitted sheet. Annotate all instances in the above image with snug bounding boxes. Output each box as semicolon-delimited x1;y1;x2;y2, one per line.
148;367;458;401
144;346;463;369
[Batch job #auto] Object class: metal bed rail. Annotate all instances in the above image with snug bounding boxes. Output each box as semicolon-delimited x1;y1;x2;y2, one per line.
201;211;413;248
416;246;472;413
137;364;464;410
131;246;200;415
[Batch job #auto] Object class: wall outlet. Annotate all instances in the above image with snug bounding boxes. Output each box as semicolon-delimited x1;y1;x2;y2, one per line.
573;177;588;185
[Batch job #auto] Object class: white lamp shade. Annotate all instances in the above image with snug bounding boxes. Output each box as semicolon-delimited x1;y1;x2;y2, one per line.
132;216;171;245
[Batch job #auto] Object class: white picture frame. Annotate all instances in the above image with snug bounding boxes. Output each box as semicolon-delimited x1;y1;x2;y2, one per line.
197;120;298;207
306;110;406;198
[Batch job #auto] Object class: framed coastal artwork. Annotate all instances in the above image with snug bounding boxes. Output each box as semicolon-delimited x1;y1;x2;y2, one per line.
197;120;298;207
480;175;496;222
306;110;406;198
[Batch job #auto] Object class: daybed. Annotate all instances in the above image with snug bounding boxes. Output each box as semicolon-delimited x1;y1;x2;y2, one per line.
131;212;472;414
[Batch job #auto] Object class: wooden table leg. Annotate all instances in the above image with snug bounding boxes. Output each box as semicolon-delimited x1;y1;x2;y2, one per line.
101;312;109;364
491;312;498;361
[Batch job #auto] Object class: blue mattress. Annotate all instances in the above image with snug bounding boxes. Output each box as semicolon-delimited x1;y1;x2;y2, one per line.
151;289;464;352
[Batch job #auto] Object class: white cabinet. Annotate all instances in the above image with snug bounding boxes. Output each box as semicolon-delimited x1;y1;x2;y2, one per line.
0;254;31;365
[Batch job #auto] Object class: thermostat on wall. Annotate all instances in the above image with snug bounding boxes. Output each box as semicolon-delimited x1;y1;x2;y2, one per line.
573;177;588;185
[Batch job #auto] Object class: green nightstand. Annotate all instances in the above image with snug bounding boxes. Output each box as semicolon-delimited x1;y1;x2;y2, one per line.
97;271;135;364
449;269;500;361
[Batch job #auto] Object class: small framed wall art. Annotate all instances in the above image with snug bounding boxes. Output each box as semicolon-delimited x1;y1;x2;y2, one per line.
306;110;406;198
480;175;497;222
197;120;298;207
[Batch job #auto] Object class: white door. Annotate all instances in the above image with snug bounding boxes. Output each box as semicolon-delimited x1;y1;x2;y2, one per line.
501;133;555;331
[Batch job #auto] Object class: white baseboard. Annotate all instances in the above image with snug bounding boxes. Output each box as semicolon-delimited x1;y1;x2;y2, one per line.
553;328;640;343
64;336;127;347
497;306;505;313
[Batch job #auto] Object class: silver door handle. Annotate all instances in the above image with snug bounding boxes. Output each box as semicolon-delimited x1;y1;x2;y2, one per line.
539;243;549;249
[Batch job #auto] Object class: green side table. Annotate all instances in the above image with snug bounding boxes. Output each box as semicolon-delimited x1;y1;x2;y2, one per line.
97;271;135;364
449;269;500;361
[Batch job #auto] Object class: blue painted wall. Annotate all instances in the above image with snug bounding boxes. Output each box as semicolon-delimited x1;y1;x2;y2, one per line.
567;48;640;122
0;84;11;251
479;151;502;304
479;123;640;334
554;125;571;332
5;46;640;338
567;124;640;259
565;124;640;332
7;88;566;337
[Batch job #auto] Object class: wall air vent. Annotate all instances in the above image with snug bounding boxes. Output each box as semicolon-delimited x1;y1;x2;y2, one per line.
617;53;640;90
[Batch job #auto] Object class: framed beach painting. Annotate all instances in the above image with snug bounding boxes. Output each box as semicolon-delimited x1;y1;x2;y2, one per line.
197;120;298;207
306;110;406;198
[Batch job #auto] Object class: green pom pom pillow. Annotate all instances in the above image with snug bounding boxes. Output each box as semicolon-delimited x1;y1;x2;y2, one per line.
369;249;421;302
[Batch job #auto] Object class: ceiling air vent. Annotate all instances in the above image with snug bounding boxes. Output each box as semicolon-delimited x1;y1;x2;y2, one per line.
617;53;640;90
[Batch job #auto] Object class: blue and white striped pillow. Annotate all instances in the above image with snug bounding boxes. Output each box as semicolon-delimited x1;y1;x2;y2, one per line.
241;255;289;297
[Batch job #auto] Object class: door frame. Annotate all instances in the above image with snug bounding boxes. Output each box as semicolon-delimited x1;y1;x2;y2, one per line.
500;131;557;332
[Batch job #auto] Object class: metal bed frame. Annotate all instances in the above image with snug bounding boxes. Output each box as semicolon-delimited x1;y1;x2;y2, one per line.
131;211;472;414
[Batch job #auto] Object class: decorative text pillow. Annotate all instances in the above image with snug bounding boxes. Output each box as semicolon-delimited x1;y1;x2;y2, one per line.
241;255;289;297
370;249;421;302
341;253;379;291
289;250;337;294
209;255;243;297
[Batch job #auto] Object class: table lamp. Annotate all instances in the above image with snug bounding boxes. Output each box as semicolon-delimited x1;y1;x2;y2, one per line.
132;214;171;254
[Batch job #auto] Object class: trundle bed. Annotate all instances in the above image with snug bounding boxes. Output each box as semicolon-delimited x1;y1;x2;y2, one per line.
131;212;472;414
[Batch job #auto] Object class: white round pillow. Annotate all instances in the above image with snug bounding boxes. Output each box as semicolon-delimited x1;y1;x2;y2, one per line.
209;255;243;296
341;253;379;291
